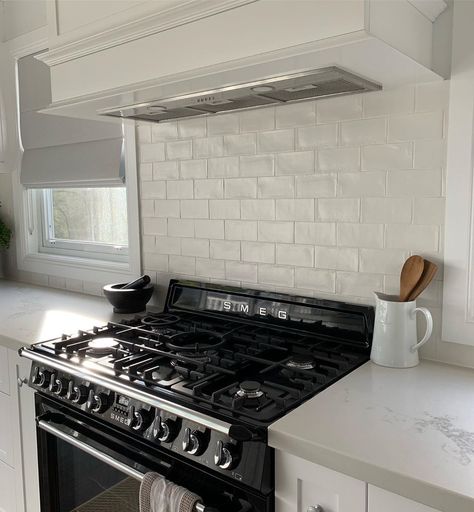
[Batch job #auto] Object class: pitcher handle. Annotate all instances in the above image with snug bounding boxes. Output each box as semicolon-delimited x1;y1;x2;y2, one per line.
410;307;433;352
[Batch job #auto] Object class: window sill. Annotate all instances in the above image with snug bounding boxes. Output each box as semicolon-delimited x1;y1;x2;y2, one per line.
19;251;138;285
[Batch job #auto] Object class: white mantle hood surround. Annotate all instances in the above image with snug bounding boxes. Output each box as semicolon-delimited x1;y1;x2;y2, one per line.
38;0;449;121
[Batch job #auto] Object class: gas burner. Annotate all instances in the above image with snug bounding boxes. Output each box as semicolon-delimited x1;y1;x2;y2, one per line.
175;351;211;363
165;331;226;352
286;355;316;370
87;337;119;356
235;381;264;399
141;313;180;328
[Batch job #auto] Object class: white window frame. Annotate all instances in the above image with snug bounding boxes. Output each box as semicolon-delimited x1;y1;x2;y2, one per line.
8;39;141;284
38;188;129;264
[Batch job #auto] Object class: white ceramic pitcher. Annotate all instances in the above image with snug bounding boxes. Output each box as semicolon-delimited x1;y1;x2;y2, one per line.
370;292;433;368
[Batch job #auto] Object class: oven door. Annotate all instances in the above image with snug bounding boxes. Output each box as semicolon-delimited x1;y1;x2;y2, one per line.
35;394;270;512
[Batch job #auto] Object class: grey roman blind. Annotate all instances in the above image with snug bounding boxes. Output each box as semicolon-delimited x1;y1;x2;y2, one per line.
19;53;125;188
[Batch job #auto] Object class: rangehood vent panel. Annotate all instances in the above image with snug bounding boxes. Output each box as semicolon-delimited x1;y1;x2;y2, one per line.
99;67;381;123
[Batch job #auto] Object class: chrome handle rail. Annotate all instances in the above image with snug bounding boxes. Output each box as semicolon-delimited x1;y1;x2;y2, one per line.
38;420;212;512
21;348;230;435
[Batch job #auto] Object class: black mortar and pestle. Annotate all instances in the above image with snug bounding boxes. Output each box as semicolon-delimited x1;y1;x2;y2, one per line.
103;275;154;314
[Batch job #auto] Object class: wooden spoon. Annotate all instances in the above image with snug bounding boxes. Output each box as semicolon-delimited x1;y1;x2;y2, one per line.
399;255;425;301
407;259;438;301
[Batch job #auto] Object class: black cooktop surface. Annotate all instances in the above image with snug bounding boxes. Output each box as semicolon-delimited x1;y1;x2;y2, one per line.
29;280;374;427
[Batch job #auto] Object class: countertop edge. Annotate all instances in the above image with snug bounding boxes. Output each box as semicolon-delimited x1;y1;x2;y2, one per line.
268;428;473;512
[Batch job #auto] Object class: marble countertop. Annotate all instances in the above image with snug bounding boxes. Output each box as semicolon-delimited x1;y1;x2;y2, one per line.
0;279;132;350
269;360;474;512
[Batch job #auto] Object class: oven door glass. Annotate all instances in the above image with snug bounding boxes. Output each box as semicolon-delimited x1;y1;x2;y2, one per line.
35;394;271;512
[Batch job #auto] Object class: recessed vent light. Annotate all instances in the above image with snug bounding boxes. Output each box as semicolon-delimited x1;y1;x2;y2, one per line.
285;84;318;92
148;105;167;113
251;85;275;93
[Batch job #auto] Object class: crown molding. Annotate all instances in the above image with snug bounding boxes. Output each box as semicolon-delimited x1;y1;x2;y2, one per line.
37;0;255;67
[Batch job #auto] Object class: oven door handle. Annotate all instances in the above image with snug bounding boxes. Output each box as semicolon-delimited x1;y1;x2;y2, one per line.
37;420;217;512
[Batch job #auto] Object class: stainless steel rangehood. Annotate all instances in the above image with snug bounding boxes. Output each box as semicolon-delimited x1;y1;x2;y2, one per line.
98;67;381;123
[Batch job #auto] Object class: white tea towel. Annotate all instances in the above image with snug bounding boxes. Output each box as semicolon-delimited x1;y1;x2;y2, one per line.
140;472;202;512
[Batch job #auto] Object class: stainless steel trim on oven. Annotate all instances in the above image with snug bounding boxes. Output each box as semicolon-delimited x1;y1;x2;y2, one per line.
21;348;230;434
38;420;208;512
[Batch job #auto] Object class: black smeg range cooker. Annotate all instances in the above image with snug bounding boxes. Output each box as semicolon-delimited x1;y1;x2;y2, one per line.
20;279;374;512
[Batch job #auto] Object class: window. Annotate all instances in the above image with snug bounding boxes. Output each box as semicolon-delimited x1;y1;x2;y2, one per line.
39;187;129;263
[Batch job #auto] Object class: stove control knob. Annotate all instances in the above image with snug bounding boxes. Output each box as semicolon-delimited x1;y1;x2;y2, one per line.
36;369;52;388
214;440;239;470
154;418;179;443
67;382;88;405
131;409;153;432
182;428;206;455
53;378;69;397
90;393;109;414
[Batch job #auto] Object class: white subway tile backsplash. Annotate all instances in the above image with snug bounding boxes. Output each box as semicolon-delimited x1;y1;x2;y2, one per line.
180;159;207;179
240;154;274;177
276;199;314;221
242;241;275;263
389;112;443;142
362;143;412;170
154;199;180;218
317;95;362;123
224;133;256;155
152;122;178;142
296;175;336;198
317;198;360;222
337;223;384;248
315;246;358;271
153;161;179;181
241;199;275;220
196;258;225;279
258;129;294;152
361;198;412;224
387;170;442;197
297;124;338;148
167;180;194;199
208;157;239;178
258;264;294;287
194;136;224;158
210;240;241;260
194;179;223;199
258;221;294;243
178;118;206;139
240;108;275;132
341;118;386;146
180;200;209;219
166;140;192;160
294;267;335;292
207;114;239;135
276;102;316;128
295;222;336;246
276;151;315;175
276;244;314;267
225;261;258;283
225;220;258;241
338;172;386;197
195;219;225;239
225;178;257;199
123;81;449;365
318;147;360;172
258;176;294;198
210;199;240;219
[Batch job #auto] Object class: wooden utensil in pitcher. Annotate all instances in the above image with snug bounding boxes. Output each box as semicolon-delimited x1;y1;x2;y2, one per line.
399;255;425;302
407;259;438;301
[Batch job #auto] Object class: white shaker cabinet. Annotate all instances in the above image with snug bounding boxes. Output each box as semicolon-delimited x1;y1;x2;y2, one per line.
275;452;442;512
275;451;367;512
0;347;39;512
368;485;441;512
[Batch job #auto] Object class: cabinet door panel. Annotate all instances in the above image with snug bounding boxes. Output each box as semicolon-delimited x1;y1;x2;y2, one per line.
275;451;366;512
368;485;441;512
0;346;10;395
0;459;17;512
0;391;15;467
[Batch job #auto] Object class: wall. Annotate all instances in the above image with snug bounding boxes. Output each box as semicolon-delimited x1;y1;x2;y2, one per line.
0;0;47;42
